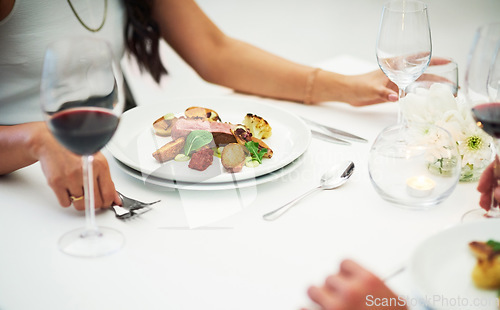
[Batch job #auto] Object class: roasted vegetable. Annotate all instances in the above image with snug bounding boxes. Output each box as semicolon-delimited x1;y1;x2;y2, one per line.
221;143;247;173
243;113;272;139
231;125;273;159
250;136;272;158
152;137;186;163
153;113;178;136
185;106;221;122
469;240;500;289
231;125;253;145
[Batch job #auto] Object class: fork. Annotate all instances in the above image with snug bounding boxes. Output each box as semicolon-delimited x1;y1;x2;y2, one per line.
111;191;161;220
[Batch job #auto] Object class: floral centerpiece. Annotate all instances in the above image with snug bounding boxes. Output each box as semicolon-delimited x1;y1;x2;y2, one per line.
401;83;493;182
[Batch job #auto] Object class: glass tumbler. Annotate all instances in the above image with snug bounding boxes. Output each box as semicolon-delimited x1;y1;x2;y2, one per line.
406;57;459;97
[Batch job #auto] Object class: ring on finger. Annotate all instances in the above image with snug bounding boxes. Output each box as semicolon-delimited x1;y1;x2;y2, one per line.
70;195;84;202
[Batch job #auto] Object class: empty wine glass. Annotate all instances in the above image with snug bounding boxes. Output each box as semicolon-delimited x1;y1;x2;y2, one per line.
461;23;500;222
40;36;125;257
376;0;432;124
488;42;500;102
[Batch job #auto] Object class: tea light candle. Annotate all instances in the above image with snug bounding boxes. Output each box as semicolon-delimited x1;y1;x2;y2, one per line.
406;176;435;197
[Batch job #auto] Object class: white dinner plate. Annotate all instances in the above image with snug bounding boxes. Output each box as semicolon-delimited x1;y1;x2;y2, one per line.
409;219;500;310
107;97;311;183
114;152;306;191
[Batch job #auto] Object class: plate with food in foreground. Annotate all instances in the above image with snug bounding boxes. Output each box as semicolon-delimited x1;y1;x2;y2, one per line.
409;219;500;310
107;97;311;183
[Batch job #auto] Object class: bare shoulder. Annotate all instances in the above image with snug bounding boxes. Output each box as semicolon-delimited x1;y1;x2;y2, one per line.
0;0;15;22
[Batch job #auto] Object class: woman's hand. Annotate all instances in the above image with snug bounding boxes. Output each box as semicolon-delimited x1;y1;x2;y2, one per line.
30;123;120;210
342;70;399;107
306;259;406;310
341;56;453;107
477;161;500;211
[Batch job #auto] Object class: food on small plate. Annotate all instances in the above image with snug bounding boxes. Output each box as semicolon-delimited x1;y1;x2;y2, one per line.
152;137;186;163
171;118;236;146
243;113;272;139
185;106;221;122
469;240;500;289
188;147;214;171
221;143;248;173
153;113;178;136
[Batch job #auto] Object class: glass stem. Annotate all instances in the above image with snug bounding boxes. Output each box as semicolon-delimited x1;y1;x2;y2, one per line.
488;142;500;217
398;86;407;126
83;155;99;233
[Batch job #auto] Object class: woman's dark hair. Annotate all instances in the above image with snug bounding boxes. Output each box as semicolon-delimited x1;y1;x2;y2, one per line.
123;0;167;83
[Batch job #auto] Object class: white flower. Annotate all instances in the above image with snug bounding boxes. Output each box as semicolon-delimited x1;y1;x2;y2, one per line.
403;83;493;171
402;84;458;124
457;123;493;168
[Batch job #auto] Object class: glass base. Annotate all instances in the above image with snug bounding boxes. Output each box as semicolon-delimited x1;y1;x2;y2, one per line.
58;226;124;258
461;208;500;223
372;186;449;210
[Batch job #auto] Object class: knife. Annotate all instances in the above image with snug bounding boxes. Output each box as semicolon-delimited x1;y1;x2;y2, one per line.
302;117;368;143
311;129;351;145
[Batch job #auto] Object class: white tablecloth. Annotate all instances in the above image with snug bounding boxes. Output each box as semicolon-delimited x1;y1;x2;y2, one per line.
0;55;480;310
2;0;500;308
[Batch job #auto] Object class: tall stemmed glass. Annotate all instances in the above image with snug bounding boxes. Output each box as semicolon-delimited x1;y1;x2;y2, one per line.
376;0;432;125
40;36;125;257
462;23;500;222
489;43;500;103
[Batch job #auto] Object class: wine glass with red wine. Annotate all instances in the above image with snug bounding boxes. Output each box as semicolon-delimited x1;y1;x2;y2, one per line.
40;36;125;257
462;23;500;222
376;0;432;125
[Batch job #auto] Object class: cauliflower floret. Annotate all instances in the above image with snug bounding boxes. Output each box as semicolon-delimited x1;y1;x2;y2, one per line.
243;114;272;139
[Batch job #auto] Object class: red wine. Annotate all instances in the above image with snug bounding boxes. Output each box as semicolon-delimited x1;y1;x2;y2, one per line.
49;107;119;155
472;102;500;138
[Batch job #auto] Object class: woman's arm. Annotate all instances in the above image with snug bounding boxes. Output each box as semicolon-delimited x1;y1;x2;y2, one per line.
0;123;46;174
152;0;397;106
0;123;120;210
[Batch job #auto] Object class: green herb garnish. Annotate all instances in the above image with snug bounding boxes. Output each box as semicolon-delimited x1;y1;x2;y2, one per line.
184;130;213;156
486;240;500;252
245;141;267;164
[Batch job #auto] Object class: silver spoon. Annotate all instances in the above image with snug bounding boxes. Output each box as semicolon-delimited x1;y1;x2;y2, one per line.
262;161;355;221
